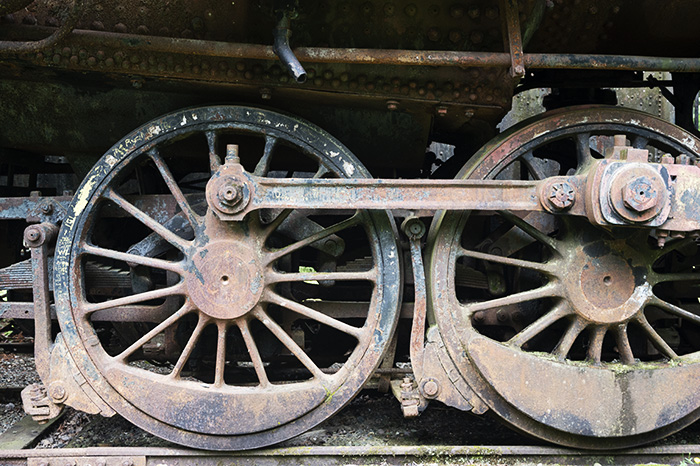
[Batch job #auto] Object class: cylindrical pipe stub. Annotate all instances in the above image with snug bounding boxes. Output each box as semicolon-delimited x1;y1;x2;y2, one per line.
24;223;59;248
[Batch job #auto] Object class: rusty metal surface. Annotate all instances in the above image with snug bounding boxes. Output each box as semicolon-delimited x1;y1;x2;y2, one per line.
428;105;700;449
0;0;84;56
3;444;700;466
50;105;402;450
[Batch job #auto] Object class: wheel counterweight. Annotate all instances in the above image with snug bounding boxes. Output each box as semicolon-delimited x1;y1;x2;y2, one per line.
53;106;401;450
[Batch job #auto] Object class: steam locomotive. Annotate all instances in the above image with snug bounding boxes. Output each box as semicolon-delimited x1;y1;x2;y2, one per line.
2;0;700;450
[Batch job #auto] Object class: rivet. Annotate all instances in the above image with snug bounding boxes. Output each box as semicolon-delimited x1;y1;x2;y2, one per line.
91;20;104;31
468;7;480;19
137;24;149;34
427;27;440;41
114;23;127;33
404;4;416;16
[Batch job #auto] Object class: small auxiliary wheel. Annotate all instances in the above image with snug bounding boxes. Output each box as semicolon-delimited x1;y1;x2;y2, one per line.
53;106;401;450
428;106;700;449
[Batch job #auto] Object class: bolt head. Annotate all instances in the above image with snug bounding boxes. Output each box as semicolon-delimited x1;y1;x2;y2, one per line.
423;379;440;397
622;177;658;212
218;183;243;207
546;181;575;210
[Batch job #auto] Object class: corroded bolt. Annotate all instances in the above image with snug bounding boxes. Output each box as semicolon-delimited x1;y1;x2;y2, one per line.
422;379;440;398
622;176;658;212
40;201;53;214
546;181;575;210
218;183;243;207
25;227;41;243
49;383;67;402
676;153;691;165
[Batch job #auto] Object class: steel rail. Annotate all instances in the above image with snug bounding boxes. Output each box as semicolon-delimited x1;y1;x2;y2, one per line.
1;444;700;465
4;25;700;72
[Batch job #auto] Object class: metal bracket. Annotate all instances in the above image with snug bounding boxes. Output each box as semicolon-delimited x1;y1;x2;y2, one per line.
401;217;427;380
501;0;525;78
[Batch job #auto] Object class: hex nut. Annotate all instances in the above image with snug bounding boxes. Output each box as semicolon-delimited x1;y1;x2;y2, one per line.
543;181;575;211
622;176;658;212
48;382;67;403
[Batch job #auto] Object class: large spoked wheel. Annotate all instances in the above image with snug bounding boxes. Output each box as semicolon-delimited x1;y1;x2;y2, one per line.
428;106;700;449
54;106;401;450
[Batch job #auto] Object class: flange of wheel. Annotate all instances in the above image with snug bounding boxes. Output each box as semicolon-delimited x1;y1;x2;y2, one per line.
53;106;401;450
427;105;700;449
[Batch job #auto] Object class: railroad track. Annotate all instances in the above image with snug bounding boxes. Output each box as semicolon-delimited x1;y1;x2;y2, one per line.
1;444;700;466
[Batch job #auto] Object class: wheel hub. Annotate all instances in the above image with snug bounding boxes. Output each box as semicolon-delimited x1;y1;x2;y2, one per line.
185;240;264;320
563;237;649;325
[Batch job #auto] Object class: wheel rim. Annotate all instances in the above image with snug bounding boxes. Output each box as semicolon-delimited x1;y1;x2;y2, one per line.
54;106;401;450
428;105;700;449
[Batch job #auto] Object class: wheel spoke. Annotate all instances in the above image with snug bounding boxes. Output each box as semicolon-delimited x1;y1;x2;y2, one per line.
206;130;221;172
264;291;364;339
574;132;592;166
553;317;587;360
462;282;560;314
253;135;277;176
149;149;201;229
115;300;194;361
649;295;700;326
652;237;694;260
237;319;270;387
631;135;649;150
262;209;294;238
267;214;361;263
314;165;330;178
520;152;547;180
508;299;572;348
614;324;635;364
82;243;184;274
650;272;700;284
214;321;227;387
586;326;606;364
497;210;559;251
252;306;328;381
267;269;376;284
82;282;185;315
103;188;190;252
635;313;678;359
457;247;554;274
169;315;208;379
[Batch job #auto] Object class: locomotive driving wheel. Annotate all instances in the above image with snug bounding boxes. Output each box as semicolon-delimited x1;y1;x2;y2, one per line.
53;106;401;450
428;106;700;449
